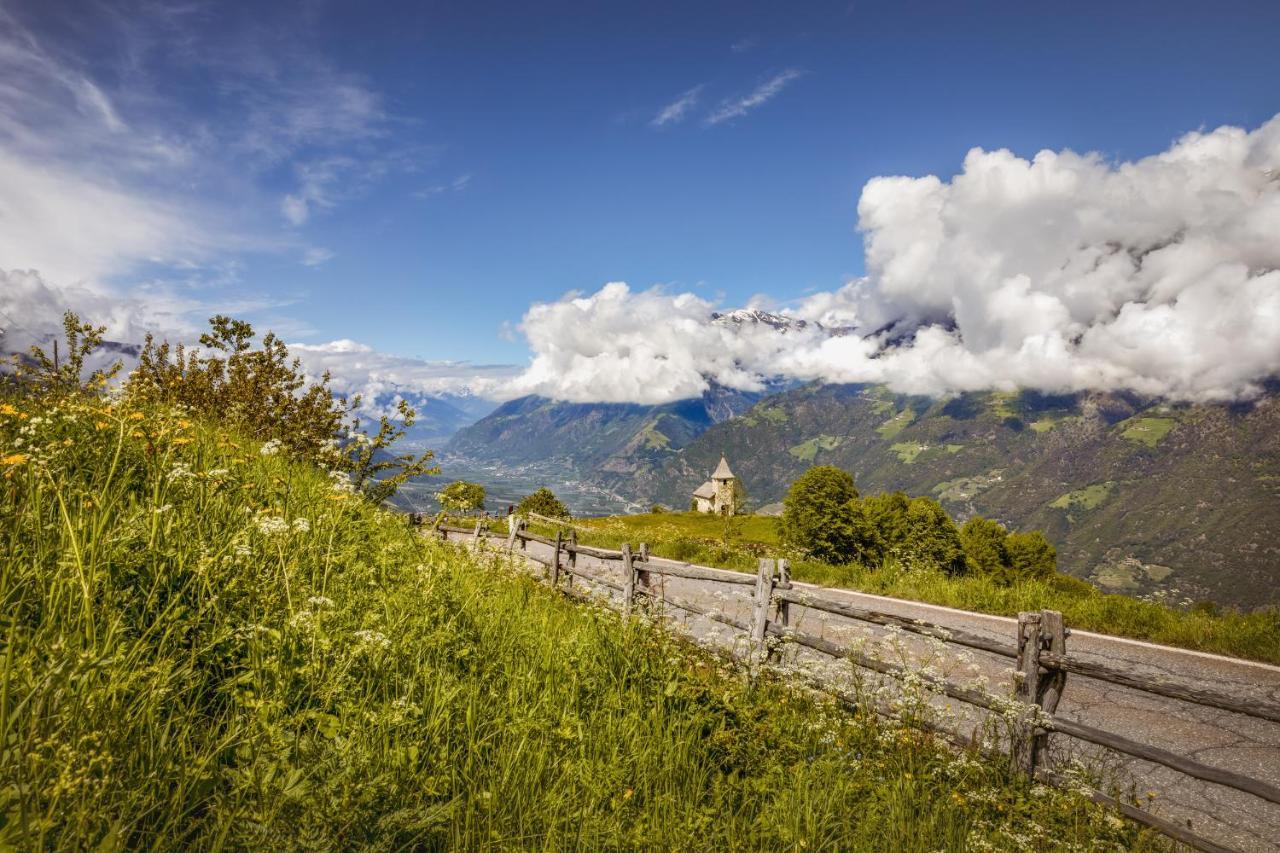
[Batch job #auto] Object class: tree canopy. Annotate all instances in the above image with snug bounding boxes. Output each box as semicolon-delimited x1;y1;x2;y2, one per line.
778;466;861;564
517;487;570;519
437;481;487;513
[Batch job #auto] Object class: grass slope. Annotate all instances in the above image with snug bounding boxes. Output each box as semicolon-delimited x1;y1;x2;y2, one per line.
0;394;1152;849
547;512;1280;664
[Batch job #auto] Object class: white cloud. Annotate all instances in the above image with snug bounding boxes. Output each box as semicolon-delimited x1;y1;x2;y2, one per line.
651;85;704;128
507;114;1280;403
302;247;335;267
286;340;520;408
705;69;803;126
0;268;517;412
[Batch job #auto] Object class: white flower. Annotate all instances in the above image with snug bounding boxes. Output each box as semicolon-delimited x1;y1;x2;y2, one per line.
328;470;355;494
307;595;335;609
259;438;282;456
254;515;291;536
353;629;391;650
292;517;311;533
167;462;194;482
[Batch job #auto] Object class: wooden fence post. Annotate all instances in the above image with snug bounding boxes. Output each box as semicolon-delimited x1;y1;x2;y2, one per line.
751;558;776;662
1035;609;1068;766
1013;611;1044;776
518;518;527;551
637;542;650;595
506;515;520;551
775;558;792;628
566;530;577;589
471;520;483;550
551;530;562;586
621;543;635;614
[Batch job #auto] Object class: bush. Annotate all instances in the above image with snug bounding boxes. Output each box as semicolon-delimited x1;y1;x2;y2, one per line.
778;466;861;563
517;487;570;519
122;314;436;503
650;503;668;514
438;480;486;512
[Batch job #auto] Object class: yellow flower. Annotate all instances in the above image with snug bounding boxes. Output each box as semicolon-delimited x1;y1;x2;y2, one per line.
95;421;111;430
0;403;17;416
128;411;145;421
1;453;29;466
172;437;193;446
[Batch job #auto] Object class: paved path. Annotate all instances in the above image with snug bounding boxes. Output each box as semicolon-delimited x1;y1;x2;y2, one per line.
460;532;1280;851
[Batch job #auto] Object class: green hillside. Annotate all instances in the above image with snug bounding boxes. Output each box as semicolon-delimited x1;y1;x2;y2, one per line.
618;384;1280;608
0;388;1160;849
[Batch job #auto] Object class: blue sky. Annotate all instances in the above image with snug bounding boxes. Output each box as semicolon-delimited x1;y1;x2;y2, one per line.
3;0;1280;403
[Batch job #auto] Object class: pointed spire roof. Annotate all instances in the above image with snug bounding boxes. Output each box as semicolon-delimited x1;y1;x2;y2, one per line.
711;455;735;480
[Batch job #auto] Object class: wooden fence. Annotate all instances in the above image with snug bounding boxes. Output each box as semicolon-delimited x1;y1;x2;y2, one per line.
431;516;1280;853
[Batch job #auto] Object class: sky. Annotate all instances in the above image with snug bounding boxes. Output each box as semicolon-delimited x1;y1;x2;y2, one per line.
2;0;1279;405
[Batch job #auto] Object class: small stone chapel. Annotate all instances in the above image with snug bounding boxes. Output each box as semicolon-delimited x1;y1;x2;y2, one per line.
692;455;741;515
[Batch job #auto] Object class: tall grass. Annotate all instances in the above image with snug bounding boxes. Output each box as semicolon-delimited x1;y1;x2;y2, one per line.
536;513;1280;665
0;393;1156;848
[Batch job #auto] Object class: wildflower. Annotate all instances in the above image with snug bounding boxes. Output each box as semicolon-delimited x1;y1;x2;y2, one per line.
0;403;16;416
353;629;391;650
254;515;291;536
259;438;282;456
1;453;28;466
328;470;355;494
167;463;194;482
292;517;311;533
306;595;335;609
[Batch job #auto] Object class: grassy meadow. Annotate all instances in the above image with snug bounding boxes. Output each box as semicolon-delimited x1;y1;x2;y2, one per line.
0;390;1169;849
526;512;1280;665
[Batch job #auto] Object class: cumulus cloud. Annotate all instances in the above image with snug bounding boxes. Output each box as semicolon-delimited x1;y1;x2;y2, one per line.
287;340;519;412
508;114;1280;403
705;69;803;126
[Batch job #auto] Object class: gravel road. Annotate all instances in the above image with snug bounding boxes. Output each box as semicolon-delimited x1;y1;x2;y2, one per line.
459;531;1280;851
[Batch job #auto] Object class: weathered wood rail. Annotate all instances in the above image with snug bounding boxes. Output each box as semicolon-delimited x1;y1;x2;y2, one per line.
432;516;1279;853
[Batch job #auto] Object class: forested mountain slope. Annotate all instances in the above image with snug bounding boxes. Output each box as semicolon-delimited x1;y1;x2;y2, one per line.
634;384;1280;608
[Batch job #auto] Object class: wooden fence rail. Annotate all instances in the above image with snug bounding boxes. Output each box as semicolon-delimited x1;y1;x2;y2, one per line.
431;515;1276;852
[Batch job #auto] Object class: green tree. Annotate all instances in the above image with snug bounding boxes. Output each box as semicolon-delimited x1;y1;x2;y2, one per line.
904;497;967;574
960;516;1011;575
437;481;486;513
1005;530;1057;579
778;466;860;563
517;487;570;519
858;492;965;574
19;311;123;394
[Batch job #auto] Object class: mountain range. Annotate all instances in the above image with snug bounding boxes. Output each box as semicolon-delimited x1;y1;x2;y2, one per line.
447;382;1280;609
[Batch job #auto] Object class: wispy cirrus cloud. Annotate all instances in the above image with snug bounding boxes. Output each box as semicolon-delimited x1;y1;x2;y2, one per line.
650;85;705;128
705;69;803;126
